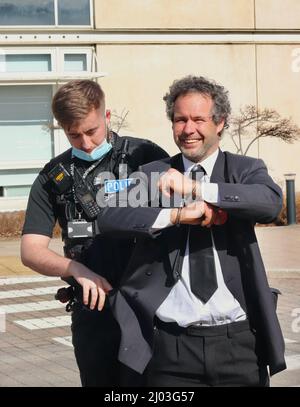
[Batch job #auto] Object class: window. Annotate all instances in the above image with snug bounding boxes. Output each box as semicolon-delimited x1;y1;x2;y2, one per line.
0;47;98;201
64;54;87;72
4;54;52;73
58;0;91;26
0;0;54;25
0;170;40;198
0;85;54;163
0;0;92;26
0;85;53;198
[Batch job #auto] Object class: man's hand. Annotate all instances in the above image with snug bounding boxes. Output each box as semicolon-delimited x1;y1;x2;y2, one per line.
68;261;112;311
171;201;227;227
171;201;214;227
159;168;200;199
21;234;113;312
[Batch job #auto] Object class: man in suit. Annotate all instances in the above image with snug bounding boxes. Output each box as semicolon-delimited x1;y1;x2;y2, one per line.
97;75;286;386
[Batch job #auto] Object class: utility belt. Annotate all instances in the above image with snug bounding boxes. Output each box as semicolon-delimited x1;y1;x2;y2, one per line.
56;238;92;312
63;237;93;261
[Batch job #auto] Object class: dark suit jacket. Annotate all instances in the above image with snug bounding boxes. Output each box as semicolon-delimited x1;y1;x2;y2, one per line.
97;149;286;376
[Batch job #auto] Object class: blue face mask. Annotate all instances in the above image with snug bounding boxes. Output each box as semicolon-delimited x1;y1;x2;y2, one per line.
72;140;112;162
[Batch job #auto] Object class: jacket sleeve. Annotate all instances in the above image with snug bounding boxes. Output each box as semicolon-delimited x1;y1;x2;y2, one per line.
218;158;283;223
97;166;163;239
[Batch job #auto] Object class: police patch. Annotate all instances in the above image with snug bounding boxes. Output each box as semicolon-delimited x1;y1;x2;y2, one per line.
104;178;134;193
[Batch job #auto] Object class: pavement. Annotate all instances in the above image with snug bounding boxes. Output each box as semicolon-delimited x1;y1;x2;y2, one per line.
0;225;299;387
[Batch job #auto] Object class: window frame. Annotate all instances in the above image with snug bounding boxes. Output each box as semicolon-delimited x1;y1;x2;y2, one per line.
0;46;96;84
0;0;94;29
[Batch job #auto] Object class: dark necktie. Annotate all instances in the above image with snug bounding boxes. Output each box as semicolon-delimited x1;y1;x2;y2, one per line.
188;165;218;303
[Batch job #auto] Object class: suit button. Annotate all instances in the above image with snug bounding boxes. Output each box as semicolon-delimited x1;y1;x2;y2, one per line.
225;195;230;200
146;271;152;276
234;196;240;201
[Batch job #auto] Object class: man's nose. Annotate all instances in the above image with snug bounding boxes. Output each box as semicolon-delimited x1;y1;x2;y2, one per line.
183;119;197;135
80;134;93;151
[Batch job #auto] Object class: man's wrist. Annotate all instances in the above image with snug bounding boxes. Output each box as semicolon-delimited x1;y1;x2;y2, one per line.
170;208;179;224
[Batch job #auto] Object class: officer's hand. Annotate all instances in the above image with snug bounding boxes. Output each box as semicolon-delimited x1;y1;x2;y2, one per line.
68;261;112;311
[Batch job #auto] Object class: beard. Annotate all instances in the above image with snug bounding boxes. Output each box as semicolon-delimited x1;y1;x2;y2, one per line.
179;145;208;163
175;132;220;163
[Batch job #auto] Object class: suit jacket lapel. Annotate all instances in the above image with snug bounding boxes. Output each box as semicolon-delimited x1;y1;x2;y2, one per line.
210;149;225;183
210;150;235;285
169;153;185;173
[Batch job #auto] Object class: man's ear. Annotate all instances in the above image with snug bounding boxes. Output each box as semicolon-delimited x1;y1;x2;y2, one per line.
105;109;111;123
216;119;225;136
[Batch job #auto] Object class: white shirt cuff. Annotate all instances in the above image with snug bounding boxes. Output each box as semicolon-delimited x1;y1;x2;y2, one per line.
152;209;173;229
202;183;219;204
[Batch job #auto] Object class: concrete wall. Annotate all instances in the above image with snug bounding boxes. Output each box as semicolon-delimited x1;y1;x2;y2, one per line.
95;0;300;31
256;0;300;29
98;43;256;153
257;44;300;191
95;0;255;30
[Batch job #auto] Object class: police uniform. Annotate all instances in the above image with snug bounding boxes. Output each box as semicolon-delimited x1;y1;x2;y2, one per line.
22;132;168;386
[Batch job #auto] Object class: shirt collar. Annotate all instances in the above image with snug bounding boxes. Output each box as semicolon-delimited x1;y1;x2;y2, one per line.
182;148;220;177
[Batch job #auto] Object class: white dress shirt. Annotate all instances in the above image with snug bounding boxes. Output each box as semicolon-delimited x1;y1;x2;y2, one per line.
154;149;246;327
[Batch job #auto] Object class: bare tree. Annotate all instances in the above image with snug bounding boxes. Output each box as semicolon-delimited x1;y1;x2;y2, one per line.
228;105;300;156
109;109;130;133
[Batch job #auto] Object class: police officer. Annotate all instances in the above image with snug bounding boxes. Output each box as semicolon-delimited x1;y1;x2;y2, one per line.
21;80;168;386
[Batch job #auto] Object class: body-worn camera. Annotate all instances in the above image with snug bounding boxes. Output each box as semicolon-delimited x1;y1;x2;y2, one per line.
49;163;101;220
48;163;73;194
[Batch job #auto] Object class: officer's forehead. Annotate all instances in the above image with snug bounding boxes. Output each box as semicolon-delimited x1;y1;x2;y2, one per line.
66;108;104;132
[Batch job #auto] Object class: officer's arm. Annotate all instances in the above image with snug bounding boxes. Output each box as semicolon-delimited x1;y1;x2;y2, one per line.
21;234;112;310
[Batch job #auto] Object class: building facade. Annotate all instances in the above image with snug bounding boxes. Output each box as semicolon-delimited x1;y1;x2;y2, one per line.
0;0;300;211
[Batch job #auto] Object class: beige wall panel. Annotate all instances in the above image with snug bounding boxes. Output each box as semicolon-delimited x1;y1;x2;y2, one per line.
257;45;300;191
97;44;256;157
256;0;300;29
95;0;254;30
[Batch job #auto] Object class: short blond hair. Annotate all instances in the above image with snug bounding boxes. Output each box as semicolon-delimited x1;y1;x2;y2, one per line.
52;80;105;128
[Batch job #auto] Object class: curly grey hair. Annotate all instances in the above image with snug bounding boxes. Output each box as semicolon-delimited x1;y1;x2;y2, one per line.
163;75;231;133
